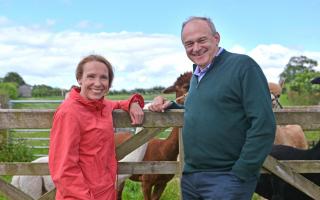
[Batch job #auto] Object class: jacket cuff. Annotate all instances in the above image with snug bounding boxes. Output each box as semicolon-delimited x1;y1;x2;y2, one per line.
128;93;145;109
168;101;184;109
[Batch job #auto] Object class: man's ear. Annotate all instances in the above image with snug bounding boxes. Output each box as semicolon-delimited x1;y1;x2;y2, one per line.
214;32;220;43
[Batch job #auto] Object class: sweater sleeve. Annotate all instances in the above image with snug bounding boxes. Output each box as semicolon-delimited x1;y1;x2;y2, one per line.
49;111;93;200
168;101;185;109
110;93;144;111
231;60;276;181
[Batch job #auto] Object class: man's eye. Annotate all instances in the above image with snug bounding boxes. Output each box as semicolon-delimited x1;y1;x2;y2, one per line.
185;43;193;48
198;38;207;43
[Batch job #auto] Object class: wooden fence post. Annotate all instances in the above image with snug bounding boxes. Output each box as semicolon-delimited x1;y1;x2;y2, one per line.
0;129;8;147
178;128;184;200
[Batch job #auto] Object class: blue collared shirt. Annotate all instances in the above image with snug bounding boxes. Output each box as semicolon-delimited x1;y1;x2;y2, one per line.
194;47;224;82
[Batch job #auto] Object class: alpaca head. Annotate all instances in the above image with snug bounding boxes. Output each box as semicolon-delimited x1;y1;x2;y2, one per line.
162;72;192;104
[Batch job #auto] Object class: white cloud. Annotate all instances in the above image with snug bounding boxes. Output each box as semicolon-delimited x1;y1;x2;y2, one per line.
229;45;246;54
0;16;10;25
0;21;319;91
0;24;191;90
230;44;320;84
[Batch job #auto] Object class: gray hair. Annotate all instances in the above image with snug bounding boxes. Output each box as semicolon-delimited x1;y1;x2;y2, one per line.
181;16;217;36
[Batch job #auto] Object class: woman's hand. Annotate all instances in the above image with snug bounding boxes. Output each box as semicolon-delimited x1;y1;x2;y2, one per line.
129;102;144;125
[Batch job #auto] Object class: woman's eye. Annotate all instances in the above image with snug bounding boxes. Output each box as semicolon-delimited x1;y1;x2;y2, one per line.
100;75;108;80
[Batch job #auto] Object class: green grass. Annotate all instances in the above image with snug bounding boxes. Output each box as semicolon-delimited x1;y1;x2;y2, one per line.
0;141;34;200
10;130;49;156
279;93;292;106
12;96;64;109
305;131;320;147
121;178;180;200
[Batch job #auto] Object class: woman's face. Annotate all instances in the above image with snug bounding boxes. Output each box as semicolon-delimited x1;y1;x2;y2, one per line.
77;61;110;100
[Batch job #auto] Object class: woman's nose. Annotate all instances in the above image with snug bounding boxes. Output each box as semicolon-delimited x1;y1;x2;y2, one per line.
93;78;102;86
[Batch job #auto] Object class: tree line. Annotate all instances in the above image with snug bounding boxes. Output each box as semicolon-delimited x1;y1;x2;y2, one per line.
0;72;166;107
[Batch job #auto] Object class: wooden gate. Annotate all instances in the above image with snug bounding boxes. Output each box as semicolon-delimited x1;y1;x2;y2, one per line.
0;108;320;199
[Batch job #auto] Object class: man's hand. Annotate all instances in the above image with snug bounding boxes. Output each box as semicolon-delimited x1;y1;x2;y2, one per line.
148;96;173;112
129;102;144;125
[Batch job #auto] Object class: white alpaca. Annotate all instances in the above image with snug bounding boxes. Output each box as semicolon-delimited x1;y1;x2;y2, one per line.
117;133;147;186
11;140;147;199
11;156;54;199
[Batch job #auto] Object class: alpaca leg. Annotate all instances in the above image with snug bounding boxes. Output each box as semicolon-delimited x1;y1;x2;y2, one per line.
43;175;55;192
141;180;152;200
151;182;167;200
117;181;125;200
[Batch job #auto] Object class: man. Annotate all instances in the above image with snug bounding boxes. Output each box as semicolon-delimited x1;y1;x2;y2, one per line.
149;17;276;200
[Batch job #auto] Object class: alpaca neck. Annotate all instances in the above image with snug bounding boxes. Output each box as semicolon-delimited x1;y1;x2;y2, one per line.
163;127;180;159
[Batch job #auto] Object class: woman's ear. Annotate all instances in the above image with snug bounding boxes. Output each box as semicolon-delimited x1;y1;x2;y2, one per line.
77;79;82;86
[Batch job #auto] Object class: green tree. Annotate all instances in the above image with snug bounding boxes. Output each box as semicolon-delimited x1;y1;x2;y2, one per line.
280;56;317;84
32;84;61;97
0;82;19;99
280;56;320;105
3;72;26;86
286;71;320;105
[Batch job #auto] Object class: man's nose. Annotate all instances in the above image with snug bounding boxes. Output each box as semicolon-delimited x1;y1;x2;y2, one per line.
193;42;200;52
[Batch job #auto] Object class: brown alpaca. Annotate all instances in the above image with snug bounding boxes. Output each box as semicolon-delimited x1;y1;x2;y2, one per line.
117;72;192;200
115;131;132;146
268;81;308;149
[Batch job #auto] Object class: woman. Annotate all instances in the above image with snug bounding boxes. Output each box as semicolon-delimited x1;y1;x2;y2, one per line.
49;54;144;200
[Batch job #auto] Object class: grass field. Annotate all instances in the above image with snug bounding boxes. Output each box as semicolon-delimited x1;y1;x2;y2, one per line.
11;93;176;109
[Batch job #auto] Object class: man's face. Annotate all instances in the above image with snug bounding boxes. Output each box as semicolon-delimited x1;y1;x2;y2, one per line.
182;20;220;68
77;61;110;100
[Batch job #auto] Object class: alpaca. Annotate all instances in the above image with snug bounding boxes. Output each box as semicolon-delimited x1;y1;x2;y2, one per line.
11;156;54;199
269;81;308;149
311;77;320;84
255;141;320;199
117;72;192;200
269;82;284;109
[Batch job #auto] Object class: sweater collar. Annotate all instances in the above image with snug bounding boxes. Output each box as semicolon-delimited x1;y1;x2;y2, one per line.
69;86;105;111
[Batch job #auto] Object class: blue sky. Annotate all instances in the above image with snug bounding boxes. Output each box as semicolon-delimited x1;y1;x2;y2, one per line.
0;0;319;90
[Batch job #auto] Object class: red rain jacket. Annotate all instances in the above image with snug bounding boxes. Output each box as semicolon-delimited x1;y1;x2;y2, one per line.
49;87;144;200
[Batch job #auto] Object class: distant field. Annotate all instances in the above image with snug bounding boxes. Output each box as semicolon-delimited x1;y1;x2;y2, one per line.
11;93;176;109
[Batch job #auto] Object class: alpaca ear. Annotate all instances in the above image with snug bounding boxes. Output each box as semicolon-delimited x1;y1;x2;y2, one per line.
162;85;176;94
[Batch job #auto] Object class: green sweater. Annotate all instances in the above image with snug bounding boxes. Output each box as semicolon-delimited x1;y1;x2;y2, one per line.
182;50;276;181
